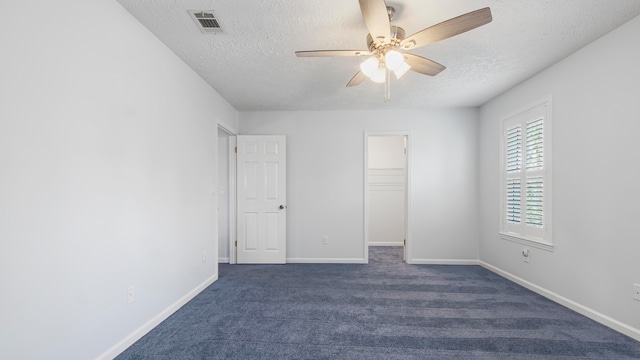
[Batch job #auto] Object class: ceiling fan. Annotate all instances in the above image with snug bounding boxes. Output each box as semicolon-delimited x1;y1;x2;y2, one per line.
295;0;492;100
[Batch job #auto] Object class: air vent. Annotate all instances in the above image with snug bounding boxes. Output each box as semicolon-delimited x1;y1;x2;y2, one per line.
188;11;223;33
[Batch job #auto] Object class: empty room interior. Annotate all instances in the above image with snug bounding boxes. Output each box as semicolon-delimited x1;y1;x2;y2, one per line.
2;0;640;359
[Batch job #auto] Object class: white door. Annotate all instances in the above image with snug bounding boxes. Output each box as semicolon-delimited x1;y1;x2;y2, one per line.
236;135;286;264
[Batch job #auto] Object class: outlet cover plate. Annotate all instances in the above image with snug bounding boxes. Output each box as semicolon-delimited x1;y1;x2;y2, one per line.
634;284;640;301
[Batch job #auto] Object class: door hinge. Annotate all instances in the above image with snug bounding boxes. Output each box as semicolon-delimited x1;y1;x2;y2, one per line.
404;239;406;246
235;240;238;247
234;146;237;153
404;147;407;155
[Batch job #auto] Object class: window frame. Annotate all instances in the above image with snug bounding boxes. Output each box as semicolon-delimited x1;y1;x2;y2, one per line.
499;97;553;251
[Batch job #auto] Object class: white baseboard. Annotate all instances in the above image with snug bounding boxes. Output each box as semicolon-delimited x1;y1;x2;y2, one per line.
409;259;479;265
480;261;640;342
287;258;367;264
369;242;404;247
218;257;230;263
96;274;219;360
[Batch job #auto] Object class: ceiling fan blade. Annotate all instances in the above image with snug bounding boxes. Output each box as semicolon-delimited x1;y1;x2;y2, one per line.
359;0;391;44
400;7;492;50
346;71;368;87
404;53;446;76
295;50;371;57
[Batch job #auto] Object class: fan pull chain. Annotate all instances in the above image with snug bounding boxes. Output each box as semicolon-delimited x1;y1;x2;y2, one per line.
384;69;391;101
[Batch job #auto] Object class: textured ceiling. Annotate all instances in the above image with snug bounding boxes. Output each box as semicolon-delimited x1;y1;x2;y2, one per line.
117;0;640;111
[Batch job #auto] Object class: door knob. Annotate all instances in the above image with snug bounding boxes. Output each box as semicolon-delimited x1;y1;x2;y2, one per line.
279;205;286;209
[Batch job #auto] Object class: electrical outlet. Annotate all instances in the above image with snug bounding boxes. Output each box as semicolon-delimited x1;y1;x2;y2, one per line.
202;250;207;263
127;286;135;304
634;284;640;301
322;236;329;245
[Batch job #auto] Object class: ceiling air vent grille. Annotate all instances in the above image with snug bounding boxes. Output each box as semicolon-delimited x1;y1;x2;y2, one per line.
188;11;223;33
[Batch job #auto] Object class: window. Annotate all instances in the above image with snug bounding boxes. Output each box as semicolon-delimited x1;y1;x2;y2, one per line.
500;98;552;250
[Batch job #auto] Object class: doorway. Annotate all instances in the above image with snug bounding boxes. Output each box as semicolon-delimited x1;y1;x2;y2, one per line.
364;132;410;263
217;127;235;263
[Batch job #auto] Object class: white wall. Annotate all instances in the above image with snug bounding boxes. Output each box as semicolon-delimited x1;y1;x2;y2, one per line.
478;16;640;335
240;109;479;263
0;1;238;359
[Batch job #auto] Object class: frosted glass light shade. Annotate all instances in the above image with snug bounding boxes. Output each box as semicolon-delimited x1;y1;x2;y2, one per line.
384;50;404;71
371;66;386;83
360;57;379;77
393;61;411;79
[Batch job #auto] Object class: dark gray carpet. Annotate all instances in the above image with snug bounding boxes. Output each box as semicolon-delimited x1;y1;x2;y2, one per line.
116;247;640;359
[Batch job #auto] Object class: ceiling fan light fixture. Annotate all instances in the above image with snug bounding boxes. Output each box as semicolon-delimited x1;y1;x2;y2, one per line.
384;50;404;71
360;57;379;77
371;66;387;83
393;61;411;79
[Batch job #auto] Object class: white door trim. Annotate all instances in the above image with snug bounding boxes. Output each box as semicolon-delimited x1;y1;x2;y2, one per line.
228;135;237;264
217;124;237;264
363;131;412;263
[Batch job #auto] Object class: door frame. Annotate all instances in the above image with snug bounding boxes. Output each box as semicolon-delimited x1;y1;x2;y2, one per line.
217;125;237;264
228;134;237;264
363;131;412;263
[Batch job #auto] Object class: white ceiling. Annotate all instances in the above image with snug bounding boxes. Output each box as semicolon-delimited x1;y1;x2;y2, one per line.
117;0;640;111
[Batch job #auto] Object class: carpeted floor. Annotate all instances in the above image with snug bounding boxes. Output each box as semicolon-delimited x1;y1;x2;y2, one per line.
116;247;640;359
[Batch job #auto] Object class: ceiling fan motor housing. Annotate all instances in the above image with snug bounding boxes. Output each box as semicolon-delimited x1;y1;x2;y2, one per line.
366;25;406;53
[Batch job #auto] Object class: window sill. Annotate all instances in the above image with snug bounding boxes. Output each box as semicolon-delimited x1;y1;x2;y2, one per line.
499;232;554;252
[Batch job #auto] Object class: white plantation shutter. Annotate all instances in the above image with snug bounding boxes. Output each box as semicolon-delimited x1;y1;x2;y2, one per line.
526;119;544;170
525;118;544;228
501;99;552;247
526;177;543;227
506;126;522;173
506;179;521;223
